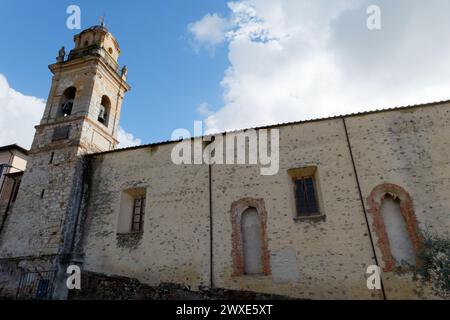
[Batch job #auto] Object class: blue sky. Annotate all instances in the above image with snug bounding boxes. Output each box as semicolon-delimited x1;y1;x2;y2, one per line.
0;0;230;145
2;0;450;148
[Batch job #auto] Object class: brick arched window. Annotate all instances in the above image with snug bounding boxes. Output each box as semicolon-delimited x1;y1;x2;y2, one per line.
231;198;271;276
367;183;422;272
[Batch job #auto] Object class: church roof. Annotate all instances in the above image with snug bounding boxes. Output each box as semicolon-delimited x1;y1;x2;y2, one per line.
92;98;450;156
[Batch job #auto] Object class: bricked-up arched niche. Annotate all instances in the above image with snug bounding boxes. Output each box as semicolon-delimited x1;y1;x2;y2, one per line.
98;95;110;126
242;207;263;274
231;198;271;276
59;87;76;117
367;183;422;272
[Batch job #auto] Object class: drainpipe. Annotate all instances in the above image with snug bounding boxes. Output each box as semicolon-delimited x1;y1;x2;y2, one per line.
208;163;214;289
342;117;386;300
204;134;215;290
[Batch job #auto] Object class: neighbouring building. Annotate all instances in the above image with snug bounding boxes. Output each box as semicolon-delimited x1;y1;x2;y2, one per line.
0;144;28;234
0;25;449;300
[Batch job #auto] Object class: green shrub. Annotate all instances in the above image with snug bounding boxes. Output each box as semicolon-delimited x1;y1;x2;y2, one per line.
413;229;450;298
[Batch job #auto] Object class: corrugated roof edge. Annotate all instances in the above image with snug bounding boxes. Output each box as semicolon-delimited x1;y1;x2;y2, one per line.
90;98;450;157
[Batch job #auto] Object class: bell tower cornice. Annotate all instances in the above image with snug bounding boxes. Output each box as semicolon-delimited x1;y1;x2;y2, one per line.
48;55;130;93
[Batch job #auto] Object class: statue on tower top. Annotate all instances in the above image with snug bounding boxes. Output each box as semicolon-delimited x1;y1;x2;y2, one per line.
99;15;105;28
121;65;128;80
56;46;65;63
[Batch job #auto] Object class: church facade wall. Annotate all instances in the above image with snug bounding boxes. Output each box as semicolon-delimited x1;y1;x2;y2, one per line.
209;119;379;299
346;102;450;299
81;144;212;291
78;102;450;299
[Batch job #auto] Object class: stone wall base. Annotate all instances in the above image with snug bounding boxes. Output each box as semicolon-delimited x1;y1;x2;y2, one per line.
0;256;57;299
69;271;292;300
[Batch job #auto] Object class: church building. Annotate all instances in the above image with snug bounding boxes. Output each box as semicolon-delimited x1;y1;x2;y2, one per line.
0;25;448;300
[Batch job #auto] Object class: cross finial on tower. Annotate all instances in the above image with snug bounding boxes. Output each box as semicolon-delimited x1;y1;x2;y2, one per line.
99;15;105;27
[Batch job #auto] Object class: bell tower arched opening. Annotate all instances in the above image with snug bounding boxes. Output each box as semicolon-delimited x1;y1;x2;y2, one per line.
58;87;76;118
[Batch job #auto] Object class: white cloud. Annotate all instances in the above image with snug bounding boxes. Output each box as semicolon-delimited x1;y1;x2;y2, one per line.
0;74;45;149
188;13;232;53
189;0;450;133
117;127;142;148
197;102;214;117
0;73;141;150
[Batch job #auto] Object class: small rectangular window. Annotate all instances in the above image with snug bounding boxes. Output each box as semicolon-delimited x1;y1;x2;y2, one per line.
131;196;146;232
118;188;147;234
294;176;319;216
288;166;322;219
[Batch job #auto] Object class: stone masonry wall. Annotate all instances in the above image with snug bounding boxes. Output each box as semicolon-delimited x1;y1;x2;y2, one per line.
81;118;381;299
69;271;290;300
79;102;450;300
211;119;379;299
81;144;211;290
346;103;450;299
0;255;56;299
0;147;79;258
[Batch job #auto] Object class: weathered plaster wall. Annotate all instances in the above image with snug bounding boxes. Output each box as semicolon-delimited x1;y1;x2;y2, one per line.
81;144;211;290
346;103;450;299
80;117;382;299
211;119;379;299
79;103;449;300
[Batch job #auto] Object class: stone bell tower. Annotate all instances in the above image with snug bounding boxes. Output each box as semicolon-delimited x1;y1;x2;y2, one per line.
0;24;129;298
36;24;130;153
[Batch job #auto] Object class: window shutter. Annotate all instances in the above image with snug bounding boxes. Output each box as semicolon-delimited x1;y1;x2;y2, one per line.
295;177;319;216
295;179;307;215
305;177;318;214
